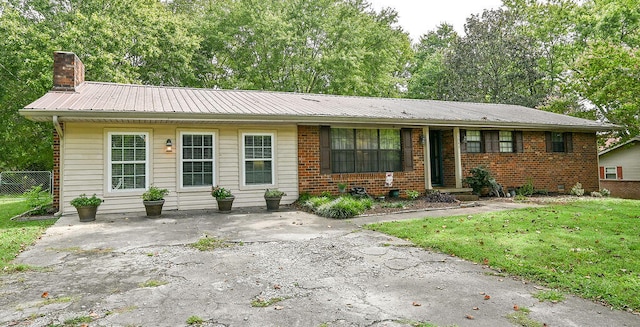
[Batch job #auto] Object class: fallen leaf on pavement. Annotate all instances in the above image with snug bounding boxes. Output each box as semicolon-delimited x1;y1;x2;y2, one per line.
472;307;479;310
466;315;474;320
484;295;491;300
412;302;421;306
41;292;48;298
273;284;281;290
513;304;519;311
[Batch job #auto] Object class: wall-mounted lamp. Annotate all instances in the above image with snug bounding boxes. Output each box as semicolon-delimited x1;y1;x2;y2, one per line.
165;139;173;152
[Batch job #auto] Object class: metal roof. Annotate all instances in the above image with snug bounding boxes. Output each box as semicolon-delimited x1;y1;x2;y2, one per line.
21;81;614;131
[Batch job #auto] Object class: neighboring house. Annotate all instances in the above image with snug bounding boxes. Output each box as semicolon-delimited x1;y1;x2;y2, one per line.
21;52;613;215
598;136;640;199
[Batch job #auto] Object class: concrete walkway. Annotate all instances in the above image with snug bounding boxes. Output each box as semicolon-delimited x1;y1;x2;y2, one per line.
1;201;638;326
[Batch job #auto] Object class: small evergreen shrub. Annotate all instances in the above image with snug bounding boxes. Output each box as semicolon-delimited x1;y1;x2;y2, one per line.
405;190;420;200
590;191;602;197
600;188;611;197
463;166;494;195
70;194;103;207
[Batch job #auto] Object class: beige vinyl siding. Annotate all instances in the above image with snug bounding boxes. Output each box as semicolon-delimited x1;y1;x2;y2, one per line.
60;122;298;215
599;142;640;180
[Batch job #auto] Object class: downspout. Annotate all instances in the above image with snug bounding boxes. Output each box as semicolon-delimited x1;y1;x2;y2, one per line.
53;116;63;139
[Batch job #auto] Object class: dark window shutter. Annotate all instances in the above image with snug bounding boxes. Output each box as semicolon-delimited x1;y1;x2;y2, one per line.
320;126;331;174
514;131;524;153
401;128;413;171
545;132;552;152
599;166;605;179
617;166;623;179
564;132;573;153
460;129;467;153
484;131;499;153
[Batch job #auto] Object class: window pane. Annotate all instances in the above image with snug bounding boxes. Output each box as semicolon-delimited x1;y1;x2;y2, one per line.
467;142;481;153
467;130;481;141
357;150;378;172
111;149;122;161
243;134;273;185
331;150;355;173
552;133;565;152
331;129;354;150
380;129;400;150
245;160;272;184
356;129;378;149
380;150;401;171
499;131;513;153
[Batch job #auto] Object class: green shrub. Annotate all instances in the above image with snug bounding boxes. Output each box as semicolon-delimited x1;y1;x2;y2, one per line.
463;166;494;195
517;178;534;196
211;186;233;199
303;196;332;211
311;196;373;219
600;188;611;197
405;190;420;200
264;189;286;198
296;192;312;203
23;186;53;215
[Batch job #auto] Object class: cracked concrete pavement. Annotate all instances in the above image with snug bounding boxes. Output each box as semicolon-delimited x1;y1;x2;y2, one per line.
1;201;639;326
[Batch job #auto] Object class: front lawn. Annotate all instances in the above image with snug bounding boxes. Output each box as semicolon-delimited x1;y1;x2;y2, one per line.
0;200;56;271
365;198;640;311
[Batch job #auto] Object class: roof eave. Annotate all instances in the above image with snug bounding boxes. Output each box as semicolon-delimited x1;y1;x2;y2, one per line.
19;110;615;132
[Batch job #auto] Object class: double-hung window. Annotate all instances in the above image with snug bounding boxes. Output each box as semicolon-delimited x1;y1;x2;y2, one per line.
551;132;565;152
499;131;513;153
109;133;148;191
243;133;274;185
604;167;618;180
465;130;482;153
181;133;215;187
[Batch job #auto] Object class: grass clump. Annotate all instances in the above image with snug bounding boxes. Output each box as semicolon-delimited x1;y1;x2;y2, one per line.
365;198;640;311
189;235;232;251
62;315;93;326
1;199;56;272
506;309;544;327
186;315;204;325
533;290;565;303
139;279;167;288
251;297;284;307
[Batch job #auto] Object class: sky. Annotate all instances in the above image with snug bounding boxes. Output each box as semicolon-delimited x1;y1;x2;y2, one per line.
367;0;504;42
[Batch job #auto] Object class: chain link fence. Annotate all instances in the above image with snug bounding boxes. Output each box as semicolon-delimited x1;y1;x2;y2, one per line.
0;171;53;195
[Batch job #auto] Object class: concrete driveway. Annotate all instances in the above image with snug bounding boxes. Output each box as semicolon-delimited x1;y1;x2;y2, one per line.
1;202;638;327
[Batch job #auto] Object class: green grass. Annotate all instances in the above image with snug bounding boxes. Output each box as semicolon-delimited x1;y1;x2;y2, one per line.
251;297;284;307
0;200;56;272
532;289;565;303
189;235;232;251
365;198;640;311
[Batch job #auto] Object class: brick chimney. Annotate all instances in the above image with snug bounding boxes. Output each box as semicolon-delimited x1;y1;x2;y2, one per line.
53;51;85;91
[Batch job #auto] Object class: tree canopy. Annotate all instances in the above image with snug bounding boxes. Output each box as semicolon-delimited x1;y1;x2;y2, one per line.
1;0;638;170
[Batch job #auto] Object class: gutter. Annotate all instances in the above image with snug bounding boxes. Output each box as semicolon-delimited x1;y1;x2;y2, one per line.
53;115;63;139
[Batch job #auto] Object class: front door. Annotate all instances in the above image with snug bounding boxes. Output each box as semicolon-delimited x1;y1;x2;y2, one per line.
429;130;444;186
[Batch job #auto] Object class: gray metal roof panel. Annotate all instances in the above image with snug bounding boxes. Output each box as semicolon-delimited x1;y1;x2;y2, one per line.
22;81;612;129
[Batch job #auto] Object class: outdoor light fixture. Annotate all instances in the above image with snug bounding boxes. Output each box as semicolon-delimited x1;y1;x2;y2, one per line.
165;139;173;152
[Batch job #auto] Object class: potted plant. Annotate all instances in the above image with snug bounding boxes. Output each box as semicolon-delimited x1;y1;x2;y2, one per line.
337;182;347;193
70;194;103;222
142;186;169;217
211;186;234;212
264;189;286;211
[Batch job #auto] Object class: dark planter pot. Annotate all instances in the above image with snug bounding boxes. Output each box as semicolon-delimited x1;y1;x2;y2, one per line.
216;196;235;212
388;189;400;198
143;199;165;217
264;196;282;211
76;205;98;222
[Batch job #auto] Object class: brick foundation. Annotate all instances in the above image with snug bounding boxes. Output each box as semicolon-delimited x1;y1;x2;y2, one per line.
297;126;425;197
599;180;640;199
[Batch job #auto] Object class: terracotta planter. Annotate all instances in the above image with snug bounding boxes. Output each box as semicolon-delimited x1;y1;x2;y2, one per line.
143;199;165;217
76;206;98;222
264;196;282;211
216;196;235;212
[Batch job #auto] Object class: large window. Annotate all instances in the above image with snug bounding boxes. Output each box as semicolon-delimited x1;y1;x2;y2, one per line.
330;128;401;173
243;133;274;185
109;133;148;191
181;133;215;187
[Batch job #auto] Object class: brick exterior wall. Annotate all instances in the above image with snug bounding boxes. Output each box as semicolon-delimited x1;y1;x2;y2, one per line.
52;124;62;211
460;132;599;193
297;125;425;197
599;180;640;199
298;127;600;196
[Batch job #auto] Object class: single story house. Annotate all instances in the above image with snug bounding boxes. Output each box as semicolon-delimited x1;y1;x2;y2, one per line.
598;136;640;199
21;52;613;215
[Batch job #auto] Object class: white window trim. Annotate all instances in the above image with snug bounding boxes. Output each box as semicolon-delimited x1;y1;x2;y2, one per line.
240;131;276;188
107;131;150;193
179;131;216;190
604;166;618;180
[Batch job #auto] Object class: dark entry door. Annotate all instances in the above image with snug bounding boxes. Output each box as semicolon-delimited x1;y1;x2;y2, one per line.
429;130;444;186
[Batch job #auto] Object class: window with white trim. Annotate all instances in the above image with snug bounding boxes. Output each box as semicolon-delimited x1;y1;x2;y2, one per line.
243;133;274;185
109;133;148;191
604;167;618;180
181;133;215;187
